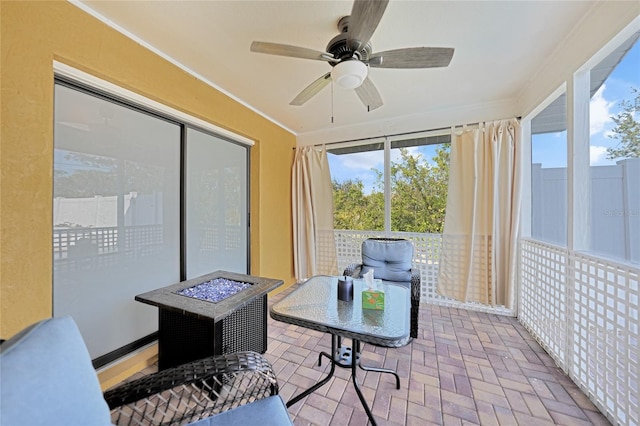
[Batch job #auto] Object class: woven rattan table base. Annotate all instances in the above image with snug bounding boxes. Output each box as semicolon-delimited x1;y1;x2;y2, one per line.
158;295;266;370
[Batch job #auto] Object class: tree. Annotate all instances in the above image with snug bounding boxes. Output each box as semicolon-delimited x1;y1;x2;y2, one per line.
332;144;450;233
333;179;383;230
54;151;169;198
387;146;450;233
606;87;639;160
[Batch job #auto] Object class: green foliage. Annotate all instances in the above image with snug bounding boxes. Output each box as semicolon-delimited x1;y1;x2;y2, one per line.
54;152;168;198
54;168;119;198
389;147;449;233
606;87;640;160
332;145;450;233
333;179;383;230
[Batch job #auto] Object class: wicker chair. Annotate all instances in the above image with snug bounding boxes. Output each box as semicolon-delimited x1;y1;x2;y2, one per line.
106;351;288;425
0;316;291;426
343;237;420;339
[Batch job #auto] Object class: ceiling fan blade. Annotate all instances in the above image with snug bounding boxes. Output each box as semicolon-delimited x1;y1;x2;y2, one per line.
355;77;383;111
368;47;455;68
290;73;332;106
250;41;332;61
347;0;389;51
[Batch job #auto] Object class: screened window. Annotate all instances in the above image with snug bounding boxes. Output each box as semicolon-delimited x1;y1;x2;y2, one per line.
328;142;385;231
531;93;568;246
390;136;450;233
587;32;639;264
328;133;450;233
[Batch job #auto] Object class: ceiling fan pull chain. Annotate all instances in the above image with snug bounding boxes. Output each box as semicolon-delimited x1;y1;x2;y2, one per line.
331;80;335;124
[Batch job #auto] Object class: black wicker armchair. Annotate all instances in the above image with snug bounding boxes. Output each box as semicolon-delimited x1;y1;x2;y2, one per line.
343;237;420;339
0;316;292;426
105;350;291;426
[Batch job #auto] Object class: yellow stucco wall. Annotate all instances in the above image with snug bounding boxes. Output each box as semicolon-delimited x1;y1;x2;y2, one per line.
0;1;296;342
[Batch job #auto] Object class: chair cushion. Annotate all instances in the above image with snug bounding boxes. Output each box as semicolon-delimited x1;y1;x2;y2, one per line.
0;316;112;426
361;239;413;282
189;395;292;426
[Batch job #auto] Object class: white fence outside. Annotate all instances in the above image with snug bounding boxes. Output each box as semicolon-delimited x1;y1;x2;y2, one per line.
532;158;640;263
53;192;164;228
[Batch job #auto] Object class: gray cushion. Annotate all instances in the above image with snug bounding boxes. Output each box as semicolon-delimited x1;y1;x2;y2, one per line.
361;239;413;282
189;395;292;426
0;316;112;426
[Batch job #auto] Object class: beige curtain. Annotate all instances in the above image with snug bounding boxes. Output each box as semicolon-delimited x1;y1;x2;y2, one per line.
292;146;338;281
437;119;521;310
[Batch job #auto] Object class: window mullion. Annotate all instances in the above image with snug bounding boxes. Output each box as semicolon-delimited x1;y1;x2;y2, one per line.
384;137;391;234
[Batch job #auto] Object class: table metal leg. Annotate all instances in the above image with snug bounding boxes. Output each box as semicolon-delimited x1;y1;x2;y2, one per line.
287;335;339;408
359;363;400;389
351;339;377;426
288;335;402;426
353;339;401;389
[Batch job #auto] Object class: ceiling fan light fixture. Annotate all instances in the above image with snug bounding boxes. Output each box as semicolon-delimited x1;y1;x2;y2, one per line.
331;60;368;89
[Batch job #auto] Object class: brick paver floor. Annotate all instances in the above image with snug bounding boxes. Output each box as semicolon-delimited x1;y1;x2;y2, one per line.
266;284;610;426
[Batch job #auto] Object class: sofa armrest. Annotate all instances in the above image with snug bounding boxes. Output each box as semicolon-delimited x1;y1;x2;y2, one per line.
105;351;278;426
0;316;113;426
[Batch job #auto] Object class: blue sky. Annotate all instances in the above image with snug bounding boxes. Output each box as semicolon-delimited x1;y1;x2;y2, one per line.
533;39;639;168
330;38;639;189
328;144;441;194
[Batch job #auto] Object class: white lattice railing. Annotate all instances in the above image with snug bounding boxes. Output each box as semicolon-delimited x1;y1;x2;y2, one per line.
326;231;638;425
520;238;639;426
519;240;568;366
330;230;513;316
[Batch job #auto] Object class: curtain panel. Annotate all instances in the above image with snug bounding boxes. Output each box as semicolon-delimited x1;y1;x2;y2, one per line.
437;119;521;311
292;146;338;281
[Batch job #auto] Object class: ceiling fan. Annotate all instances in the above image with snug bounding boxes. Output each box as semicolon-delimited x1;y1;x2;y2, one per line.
250;0;454;111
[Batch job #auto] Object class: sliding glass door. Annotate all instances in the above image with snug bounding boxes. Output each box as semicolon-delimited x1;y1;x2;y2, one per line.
53;80;249;365
185;128;248;278
53;83;181;361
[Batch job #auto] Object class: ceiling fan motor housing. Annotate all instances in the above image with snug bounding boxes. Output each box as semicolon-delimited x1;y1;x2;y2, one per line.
326;16;372;63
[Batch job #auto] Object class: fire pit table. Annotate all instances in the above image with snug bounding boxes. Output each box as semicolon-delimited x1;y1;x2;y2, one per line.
135;270;284;370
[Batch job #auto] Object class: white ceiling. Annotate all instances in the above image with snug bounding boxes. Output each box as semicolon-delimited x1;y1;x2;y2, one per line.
77;0;596;143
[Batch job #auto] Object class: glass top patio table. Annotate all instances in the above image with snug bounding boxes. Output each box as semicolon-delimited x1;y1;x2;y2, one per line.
271;275;411;348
